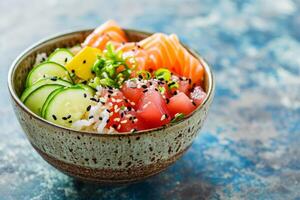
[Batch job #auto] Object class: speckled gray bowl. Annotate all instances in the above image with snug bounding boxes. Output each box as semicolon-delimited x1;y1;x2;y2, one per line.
8;29;215;184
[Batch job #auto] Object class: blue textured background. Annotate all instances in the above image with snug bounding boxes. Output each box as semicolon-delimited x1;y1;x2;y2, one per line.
1;0;300;199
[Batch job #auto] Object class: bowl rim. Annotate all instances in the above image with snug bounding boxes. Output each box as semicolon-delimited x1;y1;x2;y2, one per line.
8;28;215;137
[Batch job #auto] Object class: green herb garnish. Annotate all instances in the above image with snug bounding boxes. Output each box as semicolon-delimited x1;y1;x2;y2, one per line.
171;113;185;123
167;81;179;89
158;86;166;94
90;43;130;88
154;68;171;81
137;70;151;80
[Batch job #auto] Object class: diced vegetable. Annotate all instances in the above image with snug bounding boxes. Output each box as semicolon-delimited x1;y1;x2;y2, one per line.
65;46;101;80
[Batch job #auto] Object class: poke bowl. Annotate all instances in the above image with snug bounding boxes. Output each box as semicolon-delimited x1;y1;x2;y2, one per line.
8;21;215;184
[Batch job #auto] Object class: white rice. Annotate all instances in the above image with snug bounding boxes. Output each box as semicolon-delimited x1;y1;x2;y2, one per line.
34;53;47;66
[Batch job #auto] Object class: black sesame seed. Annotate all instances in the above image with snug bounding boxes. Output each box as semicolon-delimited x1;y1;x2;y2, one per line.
82;81;87;84
90;97;99;102
106;109;111;113
83;93;87;98
166;98;170;104
50;77;57;81
89;116;94;119
86;105;91;111
127;107;132;111
138;75;143;79
99;117;103;120
188;79;192;84
107;86;113;90
179;77;183;81
112;124;118;129
106;119;110;123
141;85;147;89
68;120;72;123
108;90;113;94
62;117;67;120
124;99;129;103
71;69;75;73
192;101;197;106
149;82;153;86
143;89;148;93
42;57;46;61
121;112;124;118
173;91;178;95
159;78;164;81
165;114;169;119
83;60;86;64
168;82;176;87
108;94;111;98
155;88;159;92
66;114;71;119
129;116;133;121
64;57;68;63
91;71;95;74
52;115;57;120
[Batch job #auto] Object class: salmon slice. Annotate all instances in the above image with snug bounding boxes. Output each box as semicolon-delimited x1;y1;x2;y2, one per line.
117;42;151;71
138;33;204;84
82;20;127;50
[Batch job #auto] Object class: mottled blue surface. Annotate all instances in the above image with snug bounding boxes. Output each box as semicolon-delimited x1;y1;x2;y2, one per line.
1;0;300;199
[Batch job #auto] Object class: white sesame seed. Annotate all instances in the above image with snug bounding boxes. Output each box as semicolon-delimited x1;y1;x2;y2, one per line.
130;128;136;133
116;99;122;103
130;102;135;106
111;98;116;102
121;120;128;124
125;114;132;118
133;118;138;122
117;124;121;130
115;108;120;113
114;118;120;122
160;114;166;121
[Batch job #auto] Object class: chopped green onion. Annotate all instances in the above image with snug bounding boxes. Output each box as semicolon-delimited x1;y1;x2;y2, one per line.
158;86;166;94
154;68;171;81
168;81;179;89
90;43;130;88
137;70;151;80
88;77;101;89
99;78;119;88
171;113;185;123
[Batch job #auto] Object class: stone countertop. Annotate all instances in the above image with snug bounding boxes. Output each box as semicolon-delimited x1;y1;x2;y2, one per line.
1;0;300;199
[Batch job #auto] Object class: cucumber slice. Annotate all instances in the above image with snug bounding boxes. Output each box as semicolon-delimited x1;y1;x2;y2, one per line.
25;62;72;87
44;86;95;127
77;83;96;94
21;77;72;102
41;87;65;118
24;84;63;115
48;48;74;66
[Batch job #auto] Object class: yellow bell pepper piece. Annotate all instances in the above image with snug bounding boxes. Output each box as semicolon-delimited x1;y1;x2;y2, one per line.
65;46;101;80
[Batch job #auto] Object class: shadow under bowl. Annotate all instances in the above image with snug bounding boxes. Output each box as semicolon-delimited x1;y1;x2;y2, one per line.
8;29;215;184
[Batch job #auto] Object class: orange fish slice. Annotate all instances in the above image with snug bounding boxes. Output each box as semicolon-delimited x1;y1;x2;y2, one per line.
82;20;127;50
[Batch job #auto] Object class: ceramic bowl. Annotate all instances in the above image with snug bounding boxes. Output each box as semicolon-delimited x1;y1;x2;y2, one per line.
8;29;215;184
